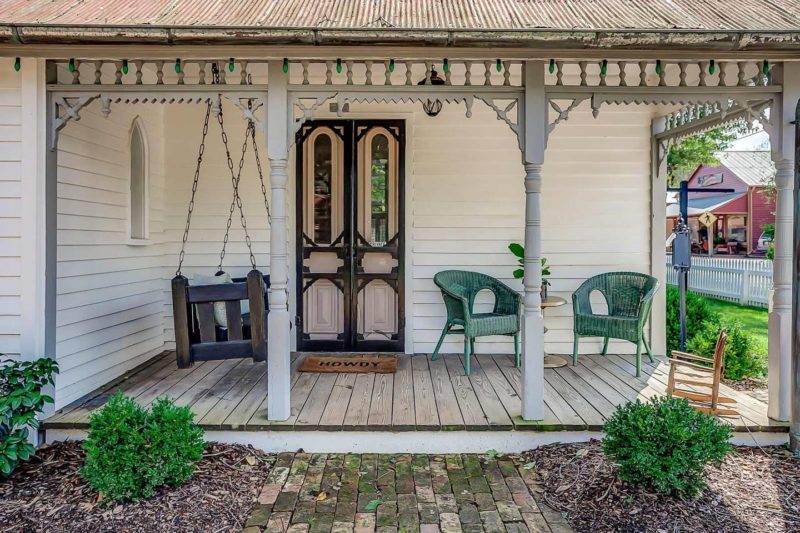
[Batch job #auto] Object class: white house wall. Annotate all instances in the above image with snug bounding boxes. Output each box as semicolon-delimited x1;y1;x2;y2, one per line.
0;59;22;358
54;101;166;408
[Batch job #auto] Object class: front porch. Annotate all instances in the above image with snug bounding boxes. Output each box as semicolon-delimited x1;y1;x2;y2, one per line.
44;351;786;438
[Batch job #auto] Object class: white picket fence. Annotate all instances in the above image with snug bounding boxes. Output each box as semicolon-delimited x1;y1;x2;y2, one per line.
666;254;773;308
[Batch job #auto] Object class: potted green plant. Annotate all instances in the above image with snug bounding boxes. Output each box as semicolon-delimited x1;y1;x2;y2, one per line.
508;243;551;301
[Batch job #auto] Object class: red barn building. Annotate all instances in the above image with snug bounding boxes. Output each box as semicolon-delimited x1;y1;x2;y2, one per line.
666;151;775;255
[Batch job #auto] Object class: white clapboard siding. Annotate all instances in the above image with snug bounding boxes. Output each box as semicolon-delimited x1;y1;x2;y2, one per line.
666;254;773;307
0;62;22;357
55;100;167;408
410;101;653;355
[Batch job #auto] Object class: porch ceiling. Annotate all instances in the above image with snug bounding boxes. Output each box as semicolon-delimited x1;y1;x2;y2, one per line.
2;0;800;50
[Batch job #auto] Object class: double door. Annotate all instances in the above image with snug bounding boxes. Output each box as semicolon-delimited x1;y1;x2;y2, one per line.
296;120;405;351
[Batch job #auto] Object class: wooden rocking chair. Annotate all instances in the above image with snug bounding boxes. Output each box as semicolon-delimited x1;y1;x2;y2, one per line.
667;330;737;416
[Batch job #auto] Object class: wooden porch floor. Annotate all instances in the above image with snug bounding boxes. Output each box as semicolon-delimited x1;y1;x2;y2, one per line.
44;351;787;433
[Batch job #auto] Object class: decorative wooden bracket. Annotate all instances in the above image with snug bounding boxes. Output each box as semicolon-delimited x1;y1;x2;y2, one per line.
51;95;99;149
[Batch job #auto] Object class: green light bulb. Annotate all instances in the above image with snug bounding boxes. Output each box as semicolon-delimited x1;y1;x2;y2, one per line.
283;58;289;73
122;59;129;75
709;60;716;75
548;59;555;74
229;58;235;73
336;59;342;74
174;59;181;74
389;59;395;73
443;59;449;73
68;58;75;73
763;60;770;75
655;60;662;75
496;59;502;72
600;60;608;75
13;57;20;72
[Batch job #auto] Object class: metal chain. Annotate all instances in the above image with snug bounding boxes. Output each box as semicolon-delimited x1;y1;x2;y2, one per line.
250;118;272;223
217;106;258;271
176;99;212;276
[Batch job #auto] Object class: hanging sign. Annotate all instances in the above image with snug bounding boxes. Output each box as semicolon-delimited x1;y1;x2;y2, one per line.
698;211;717;227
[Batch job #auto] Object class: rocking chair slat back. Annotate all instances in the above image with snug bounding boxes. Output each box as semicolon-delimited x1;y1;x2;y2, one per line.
196;303;217;343
225;301;243;341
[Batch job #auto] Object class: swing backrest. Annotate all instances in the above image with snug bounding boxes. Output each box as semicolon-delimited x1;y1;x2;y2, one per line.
172;270;268;367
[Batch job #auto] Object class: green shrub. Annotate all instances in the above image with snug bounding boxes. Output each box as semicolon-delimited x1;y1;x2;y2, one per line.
686;318;766;380
665;286;720;353
82;393;205;502
0;357;58;477
602;396;732;499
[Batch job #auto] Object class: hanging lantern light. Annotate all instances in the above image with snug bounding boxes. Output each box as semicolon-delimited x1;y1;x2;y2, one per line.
417;66;445;117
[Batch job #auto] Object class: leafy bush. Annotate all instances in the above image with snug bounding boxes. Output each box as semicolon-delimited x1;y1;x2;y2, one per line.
666;286;720;353
82;393;205;502
0;357;58;477
687;318;766;380
603;396;732;499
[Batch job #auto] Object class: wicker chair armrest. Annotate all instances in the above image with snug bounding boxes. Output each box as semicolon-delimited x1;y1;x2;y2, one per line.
492;283;522;315
571;285;593;316
440;285;472;320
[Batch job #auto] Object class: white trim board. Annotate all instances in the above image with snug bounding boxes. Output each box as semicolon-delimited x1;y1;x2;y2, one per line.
44;429;787;453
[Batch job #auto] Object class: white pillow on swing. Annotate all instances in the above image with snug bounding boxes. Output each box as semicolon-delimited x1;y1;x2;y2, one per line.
191;273;250;329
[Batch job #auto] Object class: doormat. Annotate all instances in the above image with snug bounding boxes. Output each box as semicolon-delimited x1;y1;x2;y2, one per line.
299;355;397;373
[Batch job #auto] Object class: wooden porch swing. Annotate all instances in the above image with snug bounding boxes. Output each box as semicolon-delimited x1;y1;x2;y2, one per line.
171;92;271;368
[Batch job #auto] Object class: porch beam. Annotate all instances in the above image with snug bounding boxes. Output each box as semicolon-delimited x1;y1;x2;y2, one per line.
266;60;292;421
521;61;546;421
769;62;800;424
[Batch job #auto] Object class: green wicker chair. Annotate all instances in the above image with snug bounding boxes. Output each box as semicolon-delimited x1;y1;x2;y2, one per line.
572;271;659;377
432;270;521;375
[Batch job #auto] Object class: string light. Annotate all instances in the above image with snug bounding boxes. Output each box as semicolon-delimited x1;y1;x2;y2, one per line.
443;58;449;73
388;59;395;73
68;58;75;73
13;57;20;72
763;60;770;75
600;59;608;76
122;59;129;75
282;58;289;73
229;58;235;73
174;58;181;74
709;59;716;75
655;59;662;75
549;59;555;74
336;58;342;74
496;59;502;72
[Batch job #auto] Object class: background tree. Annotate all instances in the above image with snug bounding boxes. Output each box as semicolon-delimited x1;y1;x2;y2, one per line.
667;128;736;186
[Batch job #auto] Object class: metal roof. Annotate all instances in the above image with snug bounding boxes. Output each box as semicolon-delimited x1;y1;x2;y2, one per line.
666;192;747;217
2;0;800;32
716;151;776;187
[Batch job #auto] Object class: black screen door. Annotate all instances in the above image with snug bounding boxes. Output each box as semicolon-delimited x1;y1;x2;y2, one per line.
296;120;405;352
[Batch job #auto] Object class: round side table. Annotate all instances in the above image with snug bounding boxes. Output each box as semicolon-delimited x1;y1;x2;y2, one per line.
541;295;569;368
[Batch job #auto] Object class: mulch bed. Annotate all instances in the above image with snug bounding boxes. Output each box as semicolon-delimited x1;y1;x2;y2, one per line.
517;440;800;533
724;376;768;392
0;441;274;533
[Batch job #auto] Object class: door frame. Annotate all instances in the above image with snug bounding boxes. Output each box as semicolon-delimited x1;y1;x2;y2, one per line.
295;119;406;352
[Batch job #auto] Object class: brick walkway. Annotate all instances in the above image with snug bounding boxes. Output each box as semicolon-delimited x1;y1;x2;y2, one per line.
244;453;574;533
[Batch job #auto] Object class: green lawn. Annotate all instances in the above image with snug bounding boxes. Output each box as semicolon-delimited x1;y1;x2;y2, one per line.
702;297;768;355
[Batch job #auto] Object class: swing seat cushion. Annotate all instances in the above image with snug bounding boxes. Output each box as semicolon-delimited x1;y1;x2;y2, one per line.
192;273;250;328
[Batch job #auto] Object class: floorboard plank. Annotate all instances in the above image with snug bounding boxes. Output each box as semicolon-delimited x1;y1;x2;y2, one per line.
171;359;241;410
367;372;394;430
223;370;268;430
443;353;487;430
492;354;562;430
200;361;266;428
342;373;375;430
188;360;254;420
318;373;357;430
545;370;605;429
135;361;220;408
391;355;416;430
473;355;522;420
410;355;440;430
460;354;513;430
428;355;465;430
296;373;339;429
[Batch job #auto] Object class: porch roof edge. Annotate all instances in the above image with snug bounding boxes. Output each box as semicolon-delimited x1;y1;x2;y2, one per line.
3;25;800;52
